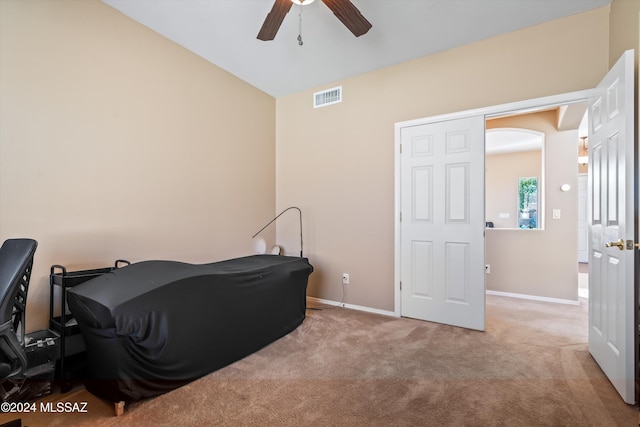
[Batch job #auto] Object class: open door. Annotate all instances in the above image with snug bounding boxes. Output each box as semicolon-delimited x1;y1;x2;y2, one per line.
588;49;635;405
399;115;485;331
396;49;635;402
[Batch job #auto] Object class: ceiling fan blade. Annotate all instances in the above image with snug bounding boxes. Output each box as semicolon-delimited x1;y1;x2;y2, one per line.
321;0;372;37
257;0;293;41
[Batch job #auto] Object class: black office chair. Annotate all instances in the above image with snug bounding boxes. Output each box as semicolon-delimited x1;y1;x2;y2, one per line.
0;239;38;380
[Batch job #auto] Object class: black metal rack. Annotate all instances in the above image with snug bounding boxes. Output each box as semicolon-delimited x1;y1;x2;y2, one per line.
49;260;129;392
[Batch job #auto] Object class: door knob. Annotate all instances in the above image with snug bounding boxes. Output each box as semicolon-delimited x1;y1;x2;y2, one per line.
605;239;625;250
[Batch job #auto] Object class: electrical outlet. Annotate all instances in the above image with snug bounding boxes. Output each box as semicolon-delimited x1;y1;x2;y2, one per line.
342;273;350;285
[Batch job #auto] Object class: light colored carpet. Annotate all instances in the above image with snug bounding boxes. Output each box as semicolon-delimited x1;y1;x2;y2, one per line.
2;295;637;426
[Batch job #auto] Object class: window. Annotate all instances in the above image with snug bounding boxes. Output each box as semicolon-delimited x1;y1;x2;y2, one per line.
518;177;539;229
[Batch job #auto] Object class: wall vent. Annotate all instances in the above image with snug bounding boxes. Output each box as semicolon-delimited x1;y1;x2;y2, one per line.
314;86;342;108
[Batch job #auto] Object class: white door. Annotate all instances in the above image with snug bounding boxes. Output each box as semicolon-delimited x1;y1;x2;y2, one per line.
588;49;635;404
578;174;588;263
400;116;485;331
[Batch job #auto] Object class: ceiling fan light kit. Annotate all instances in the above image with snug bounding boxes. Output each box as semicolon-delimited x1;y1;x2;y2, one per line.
257;0;372;42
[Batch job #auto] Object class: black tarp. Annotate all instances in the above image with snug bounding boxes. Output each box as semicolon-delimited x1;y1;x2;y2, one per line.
66;255;313;402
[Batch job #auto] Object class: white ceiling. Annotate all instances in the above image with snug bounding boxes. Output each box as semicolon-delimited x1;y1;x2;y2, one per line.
102;0;610;97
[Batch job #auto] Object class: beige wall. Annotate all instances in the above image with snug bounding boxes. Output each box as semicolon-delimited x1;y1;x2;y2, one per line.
0;0;276;331
609;0;640;69
486;150;542;229
276;8;610;312
485;111;579;301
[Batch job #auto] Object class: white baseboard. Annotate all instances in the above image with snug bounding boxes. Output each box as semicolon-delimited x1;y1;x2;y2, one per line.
306;296;398;317
486;290;580;305
307;292;579;319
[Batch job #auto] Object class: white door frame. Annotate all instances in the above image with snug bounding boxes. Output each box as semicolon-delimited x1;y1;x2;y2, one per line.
578;173;589;264
394;89;592;316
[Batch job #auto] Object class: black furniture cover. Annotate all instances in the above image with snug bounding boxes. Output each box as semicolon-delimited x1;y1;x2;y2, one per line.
66;255;313;402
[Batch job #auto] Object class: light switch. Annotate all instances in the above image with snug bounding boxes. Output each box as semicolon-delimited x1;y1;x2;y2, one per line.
553;209;561;219
499;213;510;219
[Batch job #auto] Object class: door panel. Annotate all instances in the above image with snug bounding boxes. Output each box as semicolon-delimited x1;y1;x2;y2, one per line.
588;49;635;404
400;116;485;331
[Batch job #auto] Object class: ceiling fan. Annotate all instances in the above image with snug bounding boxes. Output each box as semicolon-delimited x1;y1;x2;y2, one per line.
257;0;372;41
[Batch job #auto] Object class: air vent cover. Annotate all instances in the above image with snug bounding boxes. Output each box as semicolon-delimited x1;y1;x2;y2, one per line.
314;86;342;108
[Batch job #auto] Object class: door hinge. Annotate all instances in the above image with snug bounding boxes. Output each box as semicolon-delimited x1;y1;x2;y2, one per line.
400;281;402;290
399;212;402;222
400;144;402;154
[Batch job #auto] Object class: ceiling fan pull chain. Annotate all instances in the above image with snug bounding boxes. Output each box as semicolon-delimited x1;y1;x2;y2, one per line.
297;4;304;45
